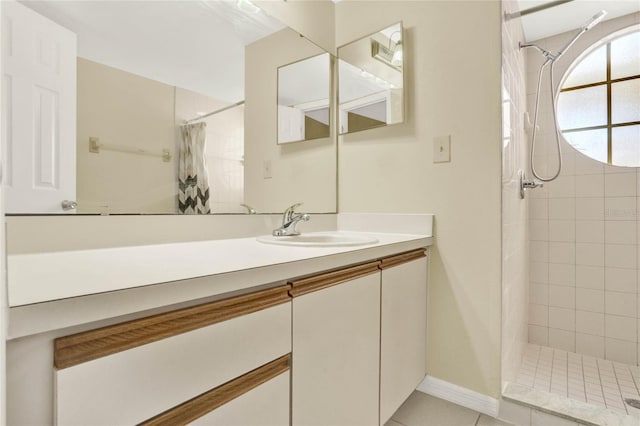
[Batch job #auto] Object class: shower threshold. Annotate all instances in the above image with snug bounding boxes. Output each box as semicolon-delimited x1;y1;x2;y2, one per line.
503;344;640;426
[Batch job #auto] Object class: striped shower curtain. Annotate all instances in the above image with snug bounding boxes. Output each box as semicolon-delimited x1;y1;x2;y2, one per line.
178;122;210;214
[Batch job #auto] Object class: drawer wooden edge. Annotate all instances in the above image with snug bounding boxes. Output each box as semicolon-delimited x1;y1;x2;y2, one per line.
289;261;381;298
379;249;426;270
139;354;291;426
54;284;291;370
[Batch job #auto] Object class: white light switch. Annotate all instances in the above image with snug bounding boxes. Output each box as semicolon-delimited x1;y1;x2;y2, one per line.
263;160;272;179
433;135;451;163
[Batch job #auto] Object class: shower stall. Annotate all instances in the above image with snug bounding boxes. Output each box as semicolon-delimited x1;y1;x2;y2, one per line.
501;0;640;423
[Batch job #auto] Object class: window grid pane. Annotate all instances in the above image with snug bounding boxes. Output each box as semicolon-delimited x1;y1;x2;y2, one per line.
563;45;607;88
611;31;640;80
557;28;640;166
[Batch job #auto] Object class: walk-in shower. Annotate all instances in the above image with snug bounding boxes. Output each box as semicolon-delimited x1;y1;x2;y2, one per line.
501;0;640;423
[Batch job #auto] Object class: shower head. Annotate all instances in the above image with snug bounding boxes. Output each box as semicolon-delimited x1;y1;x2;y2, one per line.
555;9;607;60
584;10;607;31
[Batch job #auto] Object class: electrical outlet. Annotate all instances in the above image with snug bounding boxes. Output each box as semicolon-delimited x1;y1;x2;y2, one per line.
263;159;272;179
433;135;451;163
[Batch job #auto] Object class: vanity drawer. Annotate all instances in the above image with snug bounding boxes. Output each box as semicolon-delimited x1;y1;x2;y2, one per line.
55;285;291;426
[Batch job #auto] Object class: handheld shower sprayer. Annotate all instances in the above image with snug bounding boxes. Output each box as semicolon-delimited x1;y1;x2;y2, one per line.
520;9;607;184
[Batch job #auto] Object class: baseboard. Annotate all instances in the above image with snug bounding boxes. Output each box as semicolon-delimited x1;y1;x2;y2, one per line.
416;375;500;418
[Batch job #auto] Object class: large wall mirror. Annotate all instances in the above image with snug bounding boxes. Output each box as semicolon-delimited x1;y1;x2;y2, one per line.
337;22;404;135
277;52;332;144
2;0;337;215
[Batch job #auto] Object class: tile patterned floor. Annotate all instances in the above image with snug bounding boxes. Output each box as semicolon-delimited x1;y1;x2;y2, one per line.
517;344;640;418
387;392;512;426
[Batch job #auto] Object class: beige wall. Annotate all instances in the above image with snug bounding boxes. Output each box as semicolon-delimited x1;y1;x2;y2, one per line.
244;27;337;214
335;1;503;397
76;58;176;213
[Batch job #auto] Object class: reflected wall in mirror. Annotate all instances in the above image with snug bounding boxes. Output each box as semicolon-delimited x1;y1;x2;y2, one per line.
2;0;337;215
337;22;404;135
277;52;331;144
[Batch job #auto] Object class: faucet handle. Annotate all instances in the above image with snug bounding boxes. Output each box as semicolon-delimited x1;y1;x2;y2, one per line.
283;203;303;220
285;203;303;213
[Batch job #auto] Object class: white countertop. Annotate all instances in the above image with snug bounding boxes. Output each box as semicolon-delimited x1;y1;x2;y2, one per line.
7;214;433;338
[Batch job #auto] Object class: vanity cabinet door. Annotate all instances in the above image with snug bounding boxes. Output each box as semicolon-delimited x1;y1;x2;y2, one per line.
379;250;428;424
290;262;381;426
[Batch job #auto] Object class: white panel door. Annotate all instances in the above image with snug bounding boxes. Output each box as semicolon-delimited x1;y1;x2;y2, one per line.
1;1;76;213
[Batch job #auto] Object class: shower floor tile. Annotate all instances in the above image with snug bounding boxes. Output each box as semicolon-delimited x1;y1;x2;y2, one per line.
516;344;640;418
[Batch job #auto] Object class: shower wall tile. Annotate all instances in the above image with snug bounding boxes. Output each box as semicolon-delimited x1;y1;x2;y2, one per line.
576;243;605;267
530;283;549;305
605;315;637;342
605;291;637;318
575;174;604;197
548;263;574;286
549;242;575;264
548;220;574;242
549;285;575;309
605;244;636;269
531;262;549;283
605;173;637;197
575;198;604;220
548;176;575;198
605;221;637;245
606;339;637;365
529;325;549;346
530;241;548;262
530;304;549;327
549;198;575;220
530;199;548;219
576;311;605;336
576;333;605;358
575;221;604;244
530;220;548;241
605;197;637;221
575;265;605;290
549;307;575;331
574;154;605;175
549;329;576;352
576;289;604;313
605;267;637;293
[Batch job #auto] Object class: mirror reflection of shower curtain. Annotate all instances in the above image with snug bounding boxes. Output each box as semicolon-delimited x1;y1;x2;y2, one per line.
178;122;211;214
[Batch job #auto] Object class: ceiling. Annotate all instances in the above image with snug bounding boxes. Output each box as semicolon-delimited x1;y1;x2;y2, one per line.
20;1;286;102
517;0;640;42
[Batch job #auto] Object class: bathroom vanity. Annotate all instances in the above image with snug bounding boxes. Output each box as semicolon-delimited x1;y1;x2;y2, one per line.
6;228;432;425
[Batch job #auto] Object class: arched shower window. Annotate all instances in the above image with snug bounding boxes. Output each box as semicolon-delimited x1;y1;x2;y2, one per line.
557;27;640;166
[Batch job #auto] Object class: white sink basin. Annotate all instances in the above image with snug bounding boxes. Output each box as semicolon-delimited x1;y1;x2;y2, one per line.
257;233;378;247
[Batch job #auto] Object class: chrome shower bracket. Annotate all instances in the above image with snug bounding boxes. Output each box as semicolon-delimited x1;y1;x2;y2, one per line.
519;170;544;199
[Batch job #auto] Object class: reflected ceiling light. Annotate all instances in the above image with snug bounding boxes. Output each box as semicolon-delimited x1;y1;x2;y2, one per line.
237;0;260;14
371;30;402;71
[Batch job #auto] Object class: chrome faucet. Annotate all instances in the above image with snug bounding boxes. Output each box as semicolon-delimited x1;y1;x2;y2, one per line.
273;203;310;236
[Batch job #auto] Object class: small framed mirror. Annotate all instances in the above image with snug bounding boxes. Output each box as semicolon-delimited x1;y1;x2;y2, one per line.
337;22;404;135
277;52;332;144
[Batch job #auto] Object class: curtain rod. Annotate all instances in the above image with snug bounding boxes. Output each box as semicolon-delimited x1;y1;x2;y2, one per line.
184;100;245;124
505;0;574;21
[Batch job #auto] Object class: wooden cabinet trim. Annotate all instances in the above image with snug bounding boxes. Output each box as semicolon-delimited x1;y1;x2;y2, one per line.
379;249;426;270
139;354;291;426
54;284;291;370
289;261;381;297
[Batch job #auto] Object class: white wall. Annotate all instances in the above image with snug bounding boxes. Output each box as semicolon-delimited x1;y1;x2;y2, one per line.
335;0;503;398
527;13;640;365
501;0;530;386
